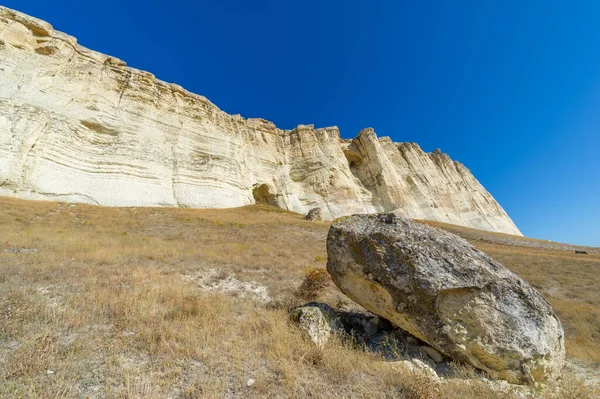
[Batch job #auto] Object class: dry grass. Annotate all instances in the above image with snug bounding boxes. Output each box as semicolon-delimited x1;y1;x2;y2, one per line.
0;197;599;398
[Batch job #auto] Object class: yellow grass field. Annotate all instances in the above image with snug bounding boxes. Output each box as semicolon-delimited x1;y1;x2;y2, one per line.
0;197;598;398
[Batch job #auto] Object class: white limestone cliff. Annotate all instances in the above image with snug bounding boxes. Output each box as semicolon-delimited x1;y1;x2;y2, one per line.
0;6;521;235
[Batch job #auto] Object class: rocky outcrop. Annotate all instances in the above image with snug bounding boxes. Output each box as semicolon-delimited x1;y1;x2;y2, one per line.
0;6;521;235
326;214;565;384
305;208;324;222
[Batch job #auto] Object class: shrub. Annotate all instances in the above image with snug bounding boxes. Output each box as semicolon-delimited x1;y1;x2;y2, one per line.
294;267;331;302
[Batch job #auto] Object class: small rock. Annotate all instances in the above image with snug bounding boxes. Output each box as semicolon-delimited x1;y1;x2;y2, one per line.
290;302;343;347
3;247;38;254
421;345;444;363
246;378;255;387
305;208;324;222
391;359;439;380
47;370;55;375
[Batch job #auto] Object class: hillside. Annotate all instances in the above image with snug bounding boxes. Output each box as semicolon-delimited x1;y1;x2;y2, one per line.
0;6;520;235
0;196;597;398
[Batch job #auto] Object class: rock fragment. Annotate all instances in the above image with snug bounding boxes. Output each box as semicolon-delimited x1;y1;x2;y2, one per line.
290;302;343;347
421;346;444;363
305;208;324;222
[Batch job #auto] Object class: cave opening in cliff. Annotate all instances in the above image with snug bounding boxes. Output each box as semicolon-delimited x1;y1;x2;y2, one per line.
344;148;363;169
252;184;277;206
344;148;364;182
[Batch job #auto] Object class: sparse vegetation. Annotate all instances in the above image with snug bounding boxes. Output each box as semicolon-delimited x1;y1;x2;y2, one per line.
0;197;598;397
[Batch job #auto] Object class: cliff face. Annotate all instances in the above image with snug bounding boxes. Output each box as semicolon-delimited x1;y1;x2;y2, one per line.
0;7;521;235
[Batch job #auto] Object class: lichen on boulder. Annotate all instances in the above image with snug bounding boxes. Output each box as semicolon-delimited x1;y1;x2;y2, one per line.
326;213;565;384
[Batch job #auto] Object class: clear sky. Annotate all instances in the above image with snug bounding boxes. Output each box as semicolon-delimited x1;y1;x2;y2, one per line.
7;1;600;246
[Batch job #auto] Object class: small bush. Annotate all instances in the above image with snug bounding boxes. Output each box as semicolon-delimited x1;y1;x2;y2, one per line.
294;267;331;302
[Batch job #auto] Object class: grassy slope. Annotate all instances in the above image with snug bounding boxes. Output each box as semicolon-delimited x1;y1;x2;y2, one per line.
0;197;598;398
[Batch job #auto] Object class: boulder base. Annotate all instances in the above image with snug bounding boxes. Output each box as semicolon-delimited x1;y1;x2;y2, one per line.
326;214;565;384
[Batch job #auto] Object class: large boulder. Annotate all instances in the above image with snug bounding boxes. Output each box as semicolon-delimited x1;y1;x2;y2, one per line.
326;214;565;384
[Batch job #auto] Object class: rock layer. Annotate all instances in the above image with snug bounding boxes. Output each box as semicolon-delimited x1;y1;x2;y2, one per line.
0;6;521;235
326;214;565;384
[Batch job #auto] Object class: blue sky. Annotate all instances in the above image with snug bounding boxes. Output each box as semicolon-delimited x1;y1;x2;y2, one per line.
7;1;600;246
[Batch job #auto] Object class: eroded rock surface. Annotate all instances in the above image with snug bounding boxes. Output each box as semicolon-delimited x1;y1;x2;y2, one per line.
0;6;521;235
326;214;565;384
